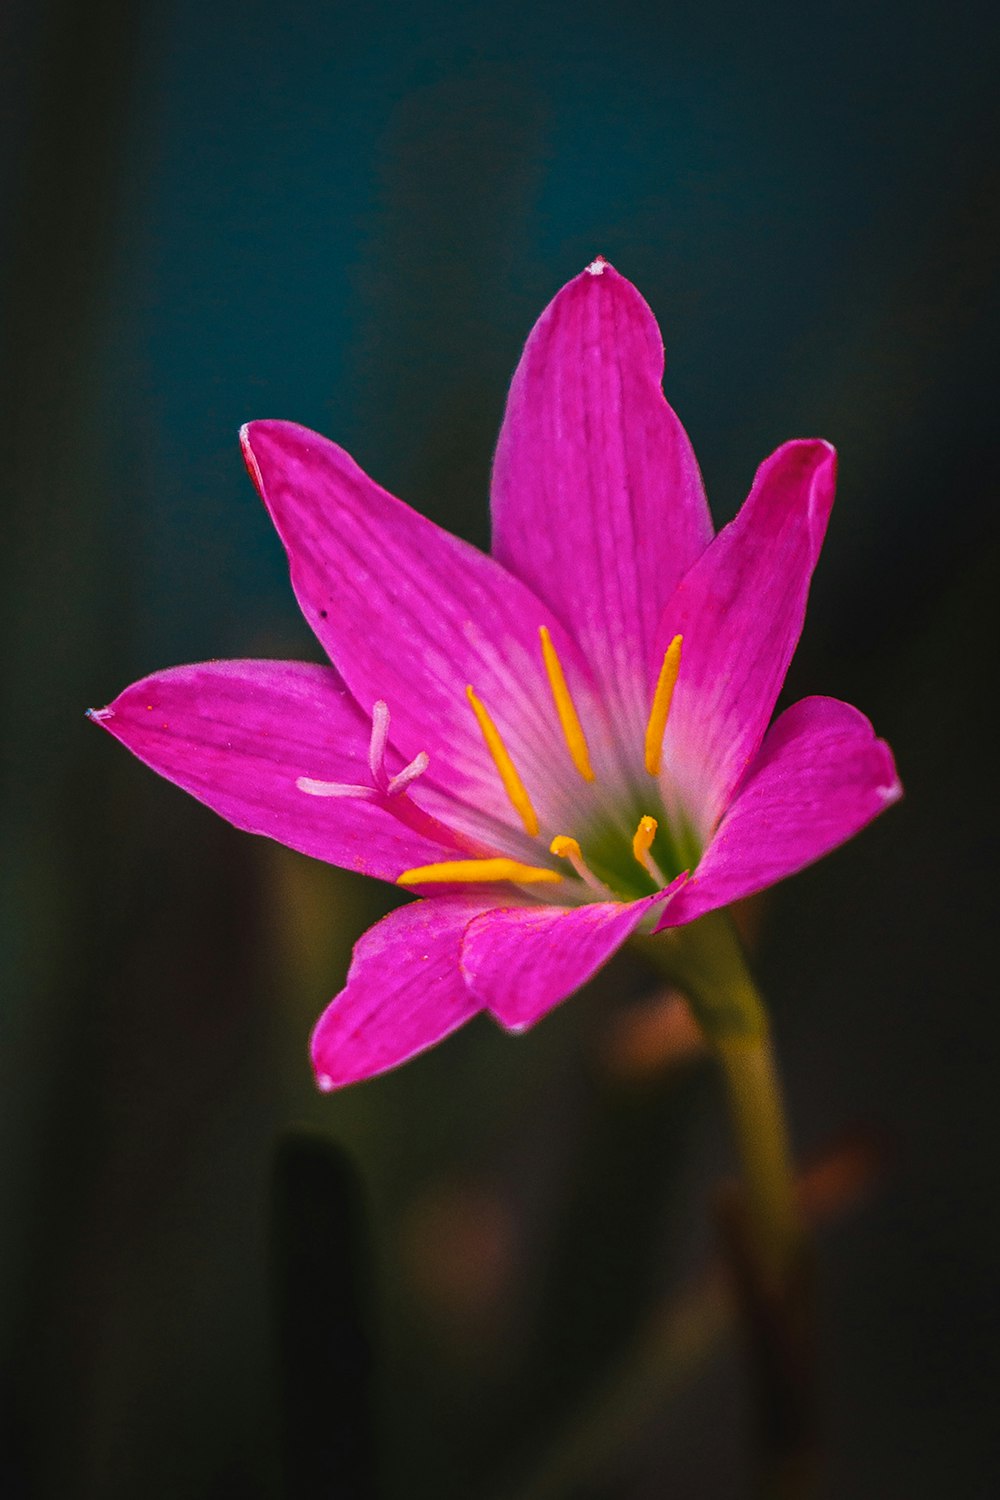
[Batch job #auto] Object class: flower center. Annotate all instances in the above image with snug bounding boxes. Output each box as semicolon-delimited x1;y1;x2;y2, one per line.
395;627;692;902
295;628;694;901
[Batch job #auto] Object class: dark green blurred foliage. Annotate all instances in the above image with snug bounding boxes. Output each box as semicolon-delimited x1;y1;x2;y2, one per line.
2;0;998;1496
271;1133;377;1498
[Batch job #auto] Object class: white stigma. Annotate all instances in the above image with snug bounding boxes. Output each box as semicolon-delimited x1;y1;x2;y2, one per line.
296;777;377;799
298;699;429;802
387;751;429;797
368;699;391;790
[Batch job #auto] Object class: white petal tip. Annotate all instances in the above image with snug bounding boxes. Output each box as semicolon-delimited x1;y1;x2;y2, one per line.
87;706;114;723
877;780;903;805
585;255;609;276
315;1072;336;1093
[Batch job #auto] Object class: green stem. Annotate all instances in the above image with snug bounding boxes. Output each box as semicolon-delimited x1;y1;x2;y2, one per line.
637;911;816;1497
636;909;804;1285
715;1033;803;1289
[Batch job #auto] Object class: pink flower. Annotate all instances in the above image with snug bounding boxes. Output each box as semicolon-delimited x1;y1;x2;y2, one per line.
91;260;900;1089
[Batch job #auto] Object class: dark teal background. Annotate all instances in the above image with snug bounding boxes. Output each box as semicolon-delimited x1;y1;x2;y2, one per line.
3;1;997;1495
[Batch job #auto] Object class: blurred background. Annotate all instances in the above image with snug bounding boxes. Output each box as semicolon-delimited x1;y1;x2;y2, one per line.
2;0;998;1495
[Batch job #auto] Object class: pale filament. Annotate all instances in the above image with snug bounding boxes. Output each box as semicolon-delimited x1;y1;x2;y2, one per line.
549;836;614;898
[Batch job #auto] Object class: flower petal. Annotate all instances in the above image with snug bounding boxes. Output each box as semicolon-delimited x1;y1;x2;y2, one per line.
241;420;599;844
655;439;838;834
311;897;487;1089
656;696;901;928
490;261;713;734
462;879;687;1032
91;660;456;879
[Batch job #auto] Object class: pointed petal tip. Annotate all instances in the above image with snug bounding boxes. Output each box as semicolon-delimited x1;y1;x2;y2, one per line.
810;437;837;479
239;417;313;477
86;705;114;725
748;436;839;556
239;421;265;493
308;1023;357;1093
773;435;838;473
800;436;838;492
554;255;645;304
877;774;904;806
308;1042;368;1094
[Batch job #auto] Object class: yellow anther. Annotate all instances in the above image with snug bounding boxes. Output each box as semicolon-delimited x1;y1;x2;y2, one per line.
466;685;540;837
397;858;561;888
550;834;613;898
632;816;658;862
631;815;668;886
644;634;683;776
539;626;595;781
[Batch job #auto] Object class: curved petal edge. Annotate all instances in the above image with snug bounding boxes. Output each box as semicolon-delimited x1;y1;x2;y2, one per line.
464;878;687;1033
491;260;713;734
656;696;901;929
89;659;455;880
310;897;488;1089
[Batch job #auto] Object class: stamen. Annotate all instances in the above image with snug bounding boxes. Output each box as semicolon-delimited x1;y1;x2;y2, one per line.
297;777;378;799
386;751;429;797
644;634;683;776
368;699;391;790
466;685;540;837
539;626;595;782
397;858;561;888
632;815;668;886
550;835;613;897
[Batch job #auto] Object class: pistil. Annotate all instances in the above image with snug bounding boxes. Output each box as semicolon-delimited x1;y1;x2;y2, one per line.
368;698;392;789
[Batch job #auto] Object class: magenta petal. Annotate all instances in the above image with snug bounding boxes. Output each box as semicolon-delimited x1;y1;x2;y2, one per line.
462;880;686;1033
491;262;713;733
657;696;901;928
241;420;595;837
656;439;838;834
310;897;487;1089
92;660;456;879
